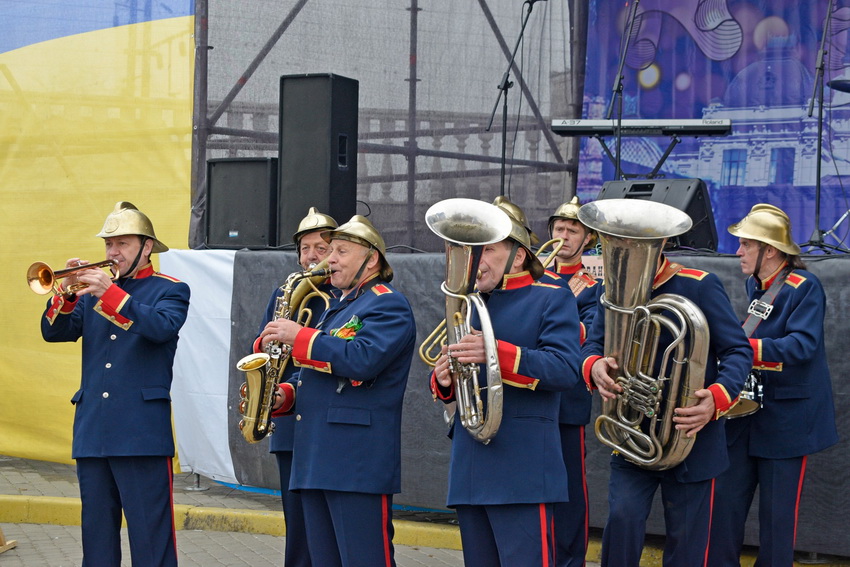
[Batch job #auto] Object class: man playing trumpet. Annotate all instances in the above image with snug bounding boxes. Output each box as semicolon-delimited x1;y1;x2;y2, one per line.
40;201;190;567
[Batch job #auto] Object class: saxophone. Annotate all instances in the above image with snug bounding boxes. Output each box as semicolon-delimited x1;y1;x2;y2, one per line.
236;261;331;444
578;199;710;470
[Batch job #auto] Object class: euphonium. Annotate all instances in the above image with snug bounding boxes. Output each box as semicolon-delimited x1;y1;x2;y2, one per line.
236;260;331;444
424;198;513;444
578;199;710;470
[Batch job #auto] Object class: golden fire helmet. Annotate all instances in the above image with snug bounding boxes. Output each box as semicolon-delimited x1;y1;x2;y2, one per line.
322;215;393;281
548;196;597;249
727;203;801;255
96;201;168;253
293;207;338;245
493;196;540;246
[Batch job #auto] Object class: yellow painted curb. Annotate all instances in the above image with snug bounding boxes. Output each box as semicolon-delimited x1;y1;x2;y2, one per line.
3;496;848;566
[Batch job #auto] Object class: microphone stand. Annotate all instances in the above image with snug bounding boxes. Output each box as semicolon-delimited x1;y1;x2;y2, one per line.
605;0;641;180
803;0;847;252
486;0;541;196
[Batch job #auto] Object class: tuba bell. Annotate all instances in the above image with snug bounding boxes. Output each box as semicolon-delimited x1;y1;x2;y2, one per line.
578;199;710;470
425;198;513;444
235;260;331;444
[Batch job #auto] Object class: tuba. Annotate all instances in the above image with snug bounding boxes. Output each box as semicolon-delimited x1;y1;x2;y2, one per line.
235;260;331;444
424;198;513;444
578;199;710;470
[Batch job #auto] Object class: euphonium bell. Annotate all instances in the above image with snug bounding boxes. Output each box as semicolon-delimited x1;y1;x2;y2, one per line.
424;198;513;444
578;199;709;470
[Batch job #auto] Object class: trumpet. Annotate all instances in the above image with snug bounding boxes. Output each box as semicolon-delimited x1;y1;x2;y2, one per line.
27;260;119;295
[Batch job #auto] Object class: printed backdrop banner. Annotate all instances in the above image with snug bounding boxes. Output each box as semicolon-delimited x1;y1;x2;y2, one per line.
0;1;195;463
580;0;850;253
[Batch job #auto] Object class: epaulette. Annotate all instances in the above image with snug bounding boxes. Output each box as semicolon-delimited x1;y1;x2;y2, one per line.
153;272;182;283
371;284;393;296
786;272;806;288
578;272;598;287
676;268;709;281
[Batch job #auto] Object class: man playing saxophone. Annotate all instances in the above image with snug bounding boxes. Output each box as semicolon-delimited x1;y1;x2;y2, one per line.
431;206;582;567
582;221;752;566
251;207;337;567
708;204;838;567
264;215;416;567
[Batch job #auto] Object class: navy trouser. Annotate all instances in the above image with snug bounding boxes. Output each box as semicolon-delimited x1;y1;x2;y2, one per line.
708;420;808;567
456;502;556;567
554;424;589;567
299;489;395;567
275;451;311;567
76;456;177;567
601;457;714;567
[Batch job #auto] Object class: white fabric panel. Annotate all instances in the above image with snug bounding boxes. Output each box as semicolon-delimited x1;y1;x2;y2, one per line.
160;249;238;483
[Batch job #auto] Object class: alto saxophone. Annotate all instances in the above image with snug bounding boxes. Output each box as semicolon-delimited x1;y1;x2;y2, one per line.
236;262;331;443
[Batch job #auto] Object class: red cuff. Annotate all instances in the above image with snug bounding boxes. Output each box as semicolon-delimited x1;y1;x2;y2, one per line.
93;284;133;330
582;355;602;391
430;370;455;402
707;383;734;419
750;338;782;372
579;322;587;345
252;336;264;354
271;382;296;417
291;327;332;373
497;340;539;389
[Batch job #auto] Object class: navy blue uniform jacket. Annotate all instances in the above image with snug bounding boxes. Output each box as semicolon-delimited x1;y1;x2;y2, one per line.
581;258;752;482
552;261;598;426
432;271;581;506
278;274;416;495
736;263;838;458
41;264;190;459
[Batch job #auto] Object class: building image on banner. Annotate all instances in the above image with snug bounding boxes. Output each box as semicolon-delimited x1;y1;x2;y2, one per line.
579;0;850;253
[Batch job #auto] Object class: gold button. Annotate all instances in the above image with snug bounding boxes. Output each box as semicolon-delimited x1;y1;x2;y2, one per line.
295;415;302;421
102;392;109;398
105;363;112;369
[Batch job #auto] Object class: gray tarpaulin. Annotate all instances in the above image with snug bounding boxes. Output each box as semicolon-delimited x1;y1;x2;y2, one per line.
225;250;849;556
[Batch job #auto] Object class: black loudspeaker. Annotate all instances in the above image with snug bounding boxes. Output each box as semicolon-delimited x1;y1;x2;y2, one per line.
598;178;718;251
206;157;278;249
278;73;358;244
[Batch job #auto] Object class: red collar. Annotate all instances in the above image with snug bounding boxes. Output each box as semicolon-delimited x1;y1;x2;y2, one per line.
125;263;154;279
501;271;534;290
758;261;789;290
555;260;583;276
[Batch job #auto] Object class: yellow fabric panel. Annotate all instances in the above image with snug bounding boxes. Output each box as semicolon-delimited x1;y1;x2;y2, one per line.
0;17;194;464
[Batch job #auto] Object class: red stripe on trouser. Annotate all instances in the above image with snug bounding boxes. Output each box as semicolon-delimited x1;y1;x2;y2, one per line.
580;425;589;559
793;456;808;547
539;503;550;567
167;457;177;558
703;478;715;567
382;494;392;566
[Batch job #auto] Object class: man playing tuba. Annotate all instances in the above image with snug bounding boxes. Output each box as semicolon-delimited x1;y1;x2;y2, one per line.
431;205;582;567
581;214;752;566
251;206;336;567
